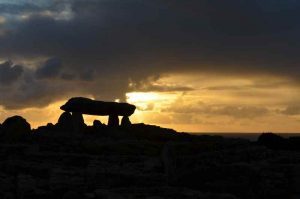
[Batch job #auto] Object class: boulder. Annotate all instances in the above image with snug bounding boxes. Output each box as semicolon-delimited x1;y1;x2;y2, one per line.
121;116;131;127
108;115;119;127
1;115;31;141
60;97;136;116
56;112;86;133
57;112;74;132
72;112;86;133
47;123;54;128
257;133;287;150
93;120;104;128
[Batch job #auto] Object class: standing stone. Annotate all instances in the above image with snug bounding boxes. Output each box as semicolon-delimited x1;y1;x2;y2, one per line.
108;115;119;127
121;116;131;127
57;112;74;132
72;112;86;133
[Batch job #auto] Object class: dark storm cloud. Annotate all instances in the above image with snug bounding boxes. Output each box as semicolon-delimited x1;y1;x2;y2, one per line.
0;3;40;15
35;58;62;79
132;84;194;93
0;61;23;85
60;73;75;81
128;75;194;92
0;0;300;109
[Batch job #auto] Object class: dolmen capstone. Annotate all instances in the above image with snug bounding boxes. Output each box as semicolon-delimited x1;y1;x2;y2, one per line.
60;97;136;127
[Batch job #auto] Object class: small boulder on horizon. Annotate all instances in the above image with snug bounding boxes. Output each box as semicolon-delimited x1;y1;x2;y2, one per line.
1;115;31;141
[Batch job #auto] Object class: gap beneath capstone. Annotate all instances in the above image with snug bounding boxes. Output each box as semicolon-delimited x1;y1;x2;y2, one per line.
83;115;110;126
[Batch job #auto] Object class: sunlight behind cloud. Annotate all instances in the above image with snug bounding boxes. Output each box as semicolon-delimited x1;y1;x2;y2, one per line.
1;71;300;132
126;91;178;111
126;92;161;103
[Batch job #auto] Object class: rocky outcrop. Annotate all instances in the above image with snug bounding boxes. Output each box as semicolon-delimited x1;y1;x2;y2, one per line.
258;133;287;150
0;131;298;198
0;102;299;198
1;115;31;141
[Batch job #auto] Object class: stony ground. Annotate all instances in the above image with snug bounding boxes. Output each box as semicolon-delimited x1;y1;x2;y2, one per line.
0;115;299;199
0;133;299;199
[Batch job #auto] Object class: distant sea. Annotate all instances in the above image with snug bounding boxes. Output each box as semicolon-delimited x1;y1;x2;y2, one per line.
193;133;300;141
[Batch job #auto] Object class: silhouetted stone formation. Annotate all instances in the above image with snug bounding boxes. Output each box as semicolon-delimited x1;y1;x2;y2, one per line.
56;111;86;133
1;115;31;141
108;114;119;127
93;120;104;128
57;112;74;132
258;133;287;150
71;112;86;132
60;97;136;127
1;106;300;198
121;116;131;127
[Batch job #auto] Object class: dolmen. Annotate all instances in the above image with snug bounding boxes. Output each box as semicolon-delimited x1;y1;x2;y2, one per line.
60;97;136;127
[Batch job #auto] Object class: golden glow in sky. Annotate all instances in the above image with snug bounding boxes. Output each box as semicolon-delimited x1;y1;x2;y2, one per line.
1;73;300;133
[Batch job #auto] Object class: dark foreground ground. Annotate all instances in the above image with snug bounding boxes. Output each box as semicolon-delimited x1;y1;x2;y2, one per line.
0;116;299;199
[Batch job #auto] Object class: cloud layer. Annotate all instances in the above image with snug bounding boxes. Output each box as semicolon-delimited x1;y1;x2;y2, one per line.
0;0;300;113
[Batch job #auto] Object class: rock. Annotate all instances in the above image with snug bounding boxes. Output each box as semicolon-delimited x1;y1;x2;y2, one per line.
121;116;131;127
72;112;86;133
93;120;104;128
56;112;74;132
46;123;54;127
1;115;31;141
56;112;86;133
60;97;136;117
108;115;119;127
258;133;287;150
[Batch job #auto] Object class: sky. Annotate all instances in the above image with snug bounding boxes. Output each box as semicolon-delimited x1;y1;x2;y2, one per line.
1;0;300;132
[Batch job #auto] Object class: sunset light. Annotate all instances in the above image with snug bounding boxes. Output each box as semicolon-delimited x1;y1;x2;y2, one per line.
1;0;300;133
126;92;161;104
0;1;300;197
